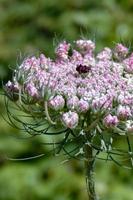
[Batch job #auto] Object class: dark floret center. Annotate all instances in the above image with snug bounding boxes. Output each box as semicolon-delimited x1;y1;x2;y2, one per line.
76;64;91;74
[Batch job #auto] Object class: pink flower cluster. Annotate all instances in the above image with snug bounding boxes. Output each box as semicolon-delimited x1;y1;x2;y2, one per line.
5;40;133;131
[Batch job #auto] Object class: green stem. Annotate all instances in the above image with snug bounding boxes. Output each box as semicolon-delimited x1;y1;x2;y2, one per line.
44;101;56;125
84;143;98;200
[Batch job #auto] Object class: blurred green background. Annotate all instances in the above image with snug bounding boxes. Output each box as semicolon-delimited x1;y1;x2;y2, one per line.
0;0;133;199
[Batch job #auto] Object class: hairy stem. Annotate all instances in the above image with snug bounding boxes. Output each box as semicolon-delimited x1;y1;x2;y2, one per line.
84;143;98;200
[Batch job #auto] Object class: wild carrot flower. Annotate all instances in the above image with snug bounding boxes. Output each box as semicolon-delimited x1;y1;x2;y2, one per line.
4;40;133;130
4;39;133;200
4;39;133;169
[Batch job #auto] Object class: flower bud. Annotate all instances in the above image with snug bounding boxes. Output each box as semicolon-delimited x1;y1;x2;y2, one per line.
76;40;95;55
126;120;133;133
114;43;128;60
70;50;83;64
117;105;131;120
5;81;19;101
67;96;79;110
39;54;49;70
103;114;119;127
48;95;65;111
124;55;133;74
55;41;70;61
25;82;38;98
78;99;89;113
62;111;79;129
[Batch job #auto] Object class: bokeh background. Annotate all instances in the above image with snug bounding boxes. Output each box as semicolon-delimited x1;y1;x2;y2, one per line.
0;0;133;199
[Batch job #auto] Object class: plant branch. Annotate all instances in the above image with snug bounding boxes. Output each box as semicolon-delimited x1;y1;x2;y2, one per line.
84;142;98;200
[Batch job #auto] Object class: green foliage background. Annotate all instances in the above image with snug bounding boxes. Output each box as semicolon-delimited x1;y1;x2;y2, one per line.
0;0;133;199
